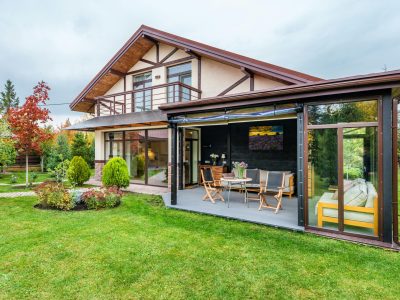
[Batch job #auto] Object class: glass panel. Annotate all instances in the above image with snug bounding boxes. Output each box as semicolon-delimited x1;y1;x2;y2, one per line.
167;63;191;76
184;141;191;185
105;132;123;141
133;72;152;112
167;63;192;103
147;129;168;186
192;140;199;183
342;127;378;236
105;140;123;160
308;100;378;125
125;139;145;184
308;128;338;230
125;130;145;140
185;129;199;139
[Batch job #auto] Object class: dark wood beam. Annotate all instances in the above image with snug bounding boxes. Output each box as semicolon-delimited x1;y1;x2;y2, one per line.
126;56;196;75
140;58;157;66
185;48;200;59
218;74;249;96
109;69;126;77
159;47;179;64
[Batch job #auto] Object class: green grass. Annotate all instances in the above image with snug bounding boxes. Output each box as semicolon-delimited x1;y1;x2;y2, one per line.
0;171;52;185
0;194;399;299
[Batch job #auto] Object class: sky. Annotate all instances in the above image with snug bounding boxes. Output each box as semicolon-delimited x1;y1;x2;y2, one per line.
1;0;399;126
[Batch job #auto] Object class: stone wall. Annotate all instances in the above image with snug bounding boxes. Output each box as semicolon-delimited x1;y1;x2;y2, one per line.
94;161;105;181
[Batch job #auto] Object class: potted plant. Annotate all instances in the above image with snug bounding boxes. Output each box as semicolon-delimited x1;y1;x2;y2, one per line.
210;153;219;166
232;161;248;179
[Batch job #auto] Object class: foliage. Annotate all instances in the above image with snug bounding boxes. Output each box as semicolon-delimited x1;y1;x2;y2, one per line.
10;174;17;184
50;159;70;183
102;157;130;188
81;186;123;210
0;79;19;114
34;181;74;211
70;189;84;205
7;81;53;186
71;132;90;162
67;156;91;186
88;139;95;167
29;172;38;186
0;118;16;172
39;125;55;171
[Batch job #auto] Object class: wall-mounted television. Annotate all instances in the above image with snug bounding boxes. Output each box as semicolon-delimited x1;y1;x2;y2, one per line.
249;125;283;151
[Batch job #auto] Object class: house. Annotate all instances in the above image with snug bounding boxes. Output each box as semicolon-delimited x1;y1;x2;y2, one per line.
69;25;400;248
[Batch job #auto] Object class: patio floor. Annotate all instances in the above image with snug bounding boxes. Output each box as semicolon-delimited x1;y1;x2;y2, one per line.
162;187;304;231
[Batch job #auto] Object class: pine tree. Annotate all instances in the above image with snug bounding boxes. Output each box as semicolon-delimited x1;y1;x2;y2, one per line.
0;80;19;114
71;132;90;163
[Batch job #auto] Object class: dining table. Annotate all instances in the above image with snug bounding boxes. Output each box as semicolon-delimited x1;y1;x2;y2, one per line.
220;177;252;207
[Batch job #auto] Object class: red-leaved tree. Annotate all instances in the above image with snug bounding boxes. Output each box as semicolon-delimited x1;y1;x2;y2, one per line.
7;81;53;186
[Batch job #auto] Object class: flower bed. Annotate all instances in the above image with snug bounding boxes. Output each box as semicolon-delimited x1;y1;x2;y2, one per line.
34;181;122;211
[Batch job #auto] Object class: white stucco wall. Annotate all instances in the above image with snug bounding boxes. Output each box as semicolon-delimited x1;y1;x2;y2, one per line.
98;42;288;116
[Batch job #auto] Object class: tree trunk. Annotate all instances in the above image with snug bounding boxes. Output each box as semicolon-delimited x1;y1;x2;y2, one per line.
26;153;29;187
40;156;44;172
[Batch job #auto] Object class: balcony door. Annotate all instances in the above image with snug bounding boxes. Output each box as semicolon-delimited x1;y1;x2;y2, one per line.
167;63;192;102
305;100;380;238
133;72;152;112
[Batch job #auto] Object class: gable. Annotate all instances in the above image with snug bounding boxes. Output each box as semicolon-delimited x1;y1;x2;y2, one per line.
71;25;321;113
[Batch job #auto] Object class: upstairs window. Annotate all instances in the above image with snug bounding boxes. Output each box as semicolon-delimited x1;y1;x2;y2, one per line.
167;63;192;102
133;72;152;112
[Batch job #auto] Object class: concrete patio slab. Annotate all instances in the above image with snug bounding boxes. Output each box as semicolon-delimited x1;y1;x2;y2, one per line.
162;187;303;231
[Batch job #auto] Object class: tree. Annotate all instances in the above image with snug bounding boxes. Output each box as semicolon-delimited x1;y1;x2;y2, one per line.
0;80;19;114
67;156;91;186
0;118;16;172
102;157;130;188
7;81;52;186
71;132;90;162
46;134;71;170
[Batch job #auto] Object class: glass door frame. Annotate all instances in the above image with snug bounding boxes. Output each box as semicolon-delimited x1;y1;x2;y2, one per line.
184;131;200;186
303;98;383;240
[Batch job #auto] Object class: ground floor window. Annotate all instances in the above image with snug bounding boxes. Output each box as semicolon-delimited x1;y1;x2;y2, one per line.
105;129;168;187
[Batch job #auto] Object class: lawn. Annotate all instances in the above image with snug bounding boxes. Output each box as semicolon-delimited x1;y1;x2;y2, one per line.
0;194;399;299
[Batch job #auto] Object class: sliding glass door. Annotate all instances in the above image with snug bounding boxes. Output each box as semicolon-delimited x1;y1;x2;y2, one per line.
105;128;168;187
305;99;380;238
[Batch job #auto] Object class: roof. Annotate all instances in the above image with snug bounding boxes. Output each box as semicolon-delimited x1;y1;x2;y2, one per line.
70;25;321;113
66;110;168;131
159;69;400;114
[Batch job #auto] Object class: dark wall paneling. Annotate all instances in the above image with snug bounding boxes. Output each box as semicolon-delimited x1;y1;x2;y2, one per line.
201;119;297;173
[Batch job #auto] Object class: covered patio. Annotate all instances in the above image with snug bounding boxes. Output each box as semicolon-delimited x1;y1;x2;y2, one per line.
162;187;303;231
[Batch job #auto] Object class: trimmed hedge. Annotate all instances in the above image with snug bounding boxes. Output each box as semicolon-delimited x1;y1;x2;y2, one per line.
67;156;91;186
102;157;130;188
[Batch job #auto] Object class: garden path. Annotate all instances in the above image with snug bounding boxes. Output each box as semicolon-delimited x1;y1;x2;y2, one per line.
0;191;36;198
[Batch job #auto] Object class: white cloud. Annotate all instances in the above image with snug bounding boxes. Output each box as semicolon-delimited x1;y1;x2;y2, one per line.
0;0;399;122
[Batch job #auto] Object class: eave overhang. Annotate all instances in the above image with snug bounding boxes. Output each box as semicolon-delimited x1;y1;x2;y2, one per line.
66;110;168;131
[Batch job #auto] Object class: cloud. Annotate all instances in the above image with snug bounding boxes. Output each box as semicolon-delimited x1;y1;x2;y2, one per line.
0;0;399;122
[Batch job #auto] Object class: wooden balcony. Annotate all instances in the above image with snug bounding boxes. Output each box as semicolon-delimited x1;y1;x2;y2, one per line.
95;82;201;117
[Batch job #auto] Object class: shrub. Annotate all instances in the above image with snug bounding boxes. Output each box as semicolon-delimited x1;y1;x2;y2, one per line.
34;181;74;211
51;159;70;183
10;174;17;184
81;186;123;210
67;156;91;187
102;157;129;188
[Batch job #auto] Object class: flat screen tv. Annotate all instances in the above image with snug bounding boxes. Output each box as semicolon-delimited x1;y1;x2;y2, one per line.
249;125;283;151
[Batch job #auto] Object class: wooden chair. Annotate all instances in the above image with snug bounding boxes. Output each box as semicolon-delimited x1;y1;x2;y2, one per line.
258;171;285;213
200;167;224;203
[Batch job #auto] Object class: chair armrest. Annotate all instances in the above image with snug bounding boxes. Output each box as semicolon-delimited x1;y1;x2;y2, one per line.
318;201;375;213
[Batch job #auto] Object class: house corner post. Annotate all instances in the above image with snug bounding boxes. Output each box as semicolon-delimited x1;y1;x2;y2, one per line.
297;106;305;227
382;93;393;243
178;127;184;190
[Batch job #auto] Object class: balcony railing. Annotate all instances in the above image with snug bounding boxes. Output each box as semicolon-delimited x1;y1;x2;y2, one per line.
95;82;201;117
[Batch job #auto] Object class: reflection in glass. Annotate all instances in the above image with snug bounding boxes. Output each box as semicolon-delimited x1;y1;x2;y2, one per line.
125;139;145;184
308;100;378;125
342;127;378;236
308;129;338;230
147;129;168;186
